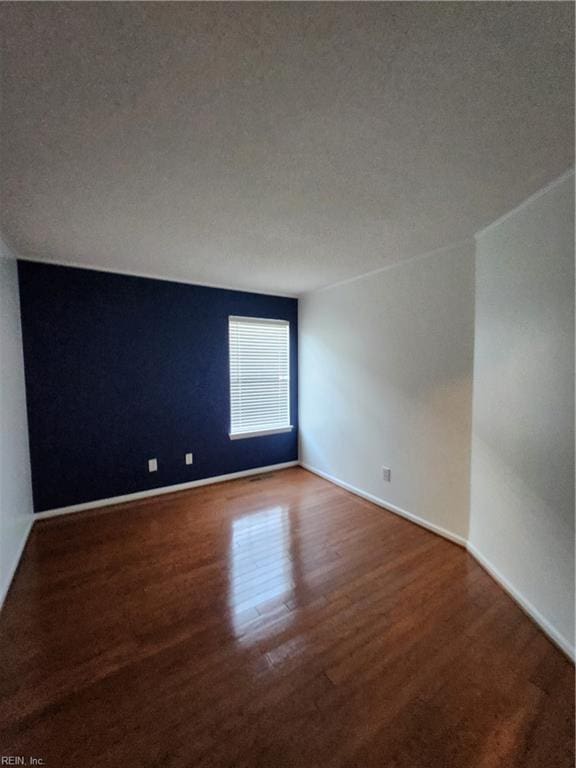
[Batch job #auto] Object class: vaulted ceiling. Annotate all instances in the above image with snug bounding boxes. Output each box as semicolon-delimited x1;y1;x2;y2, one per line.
0;2;573;295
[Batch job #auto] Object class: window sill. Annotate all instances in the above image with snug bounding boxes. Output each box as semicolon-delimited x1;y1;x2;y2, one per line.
229;426;293;440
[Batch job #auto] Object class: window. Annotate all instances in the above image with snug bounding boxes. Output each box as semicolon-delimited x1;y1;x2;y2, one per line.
228;316;292;439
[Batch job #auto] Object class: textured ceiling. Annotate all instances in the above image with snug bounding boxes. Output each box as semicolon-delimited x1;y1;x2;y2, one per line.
0;2;573;295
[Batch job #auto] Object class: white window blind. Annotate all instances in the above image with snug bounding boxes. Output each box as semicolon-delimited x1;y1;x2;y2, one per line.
229;316;292;439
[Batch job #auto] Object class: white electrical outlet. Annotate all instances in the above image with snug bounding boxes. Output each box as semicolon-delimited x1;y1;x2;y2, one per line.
185;453;193;465
148;458;158;473
382;466;391;482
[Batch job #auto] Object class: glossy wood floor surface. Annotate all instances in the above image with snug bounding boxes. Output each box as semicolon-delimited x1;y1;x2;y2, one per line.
0;467;573;767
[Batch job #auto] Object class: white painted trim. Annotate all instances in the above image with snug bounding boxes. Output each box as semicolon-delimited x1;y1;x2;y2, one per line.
0;516;34;611
467;543;575;662
303;168;574;295
475;167;575;239
300;463;467;548
11;460;575;664
34;461;299;519
16;256;298;299
12;169;574;297
229;316;289;326
304;239;474;296
230;426;293;440
302;463;575;662
18;457;576;664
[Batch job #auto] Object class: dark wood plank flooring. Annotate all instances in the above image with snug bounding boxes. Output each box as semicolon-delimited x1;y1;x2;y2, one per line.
0;467;573;767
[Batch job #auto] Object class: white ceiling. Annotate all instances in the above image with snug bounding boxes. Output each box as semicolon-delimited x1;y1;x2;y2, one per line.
0;2;573;296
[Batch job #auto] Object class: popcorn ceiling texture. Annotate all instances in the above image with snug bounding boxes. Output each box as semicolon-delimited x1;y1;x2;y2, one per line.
0;2;573;295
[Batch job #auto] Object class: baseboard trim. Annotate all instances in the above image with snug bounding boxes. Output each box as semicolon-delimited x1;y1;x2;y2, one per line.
35;461;299;519
301;463;574;662
300;463;467;548
0;516;34;610
467;542;575;662
25;459;576;662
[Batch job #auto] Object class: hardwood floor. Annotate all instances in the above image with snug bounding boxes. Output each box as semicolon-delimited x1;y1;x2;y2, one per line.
0;467;573;767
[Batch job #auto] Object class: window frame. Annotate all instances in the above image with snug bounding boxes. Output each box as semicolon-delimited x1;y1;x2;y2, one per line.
228;315;293;440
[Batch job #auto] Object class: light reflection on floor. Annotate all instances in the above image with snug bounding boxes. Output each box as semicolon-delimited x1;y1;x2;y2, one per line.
228;506;294;638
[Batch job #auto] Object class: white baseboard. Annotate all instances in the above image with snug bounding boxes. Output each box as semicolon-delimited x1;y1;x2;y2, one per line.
300;463;467;548
0;515;34;611
301;463;574;663
467;542;575;662
34;461;299;520
22;459;576;663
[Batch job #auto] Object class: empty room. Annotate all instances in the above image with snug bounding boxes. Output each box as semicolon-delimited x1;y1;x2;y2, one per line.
0;2;574;766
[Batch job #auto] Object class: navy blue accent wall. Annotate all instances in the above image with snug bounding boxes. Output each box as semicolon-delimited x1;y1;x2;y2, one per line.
18;262;298;512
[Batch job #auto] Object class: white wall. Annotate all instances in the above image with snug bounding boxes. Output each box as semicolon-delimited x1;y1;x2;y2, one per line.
299;241;475;542
0;240;34;607
469;172;575;656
